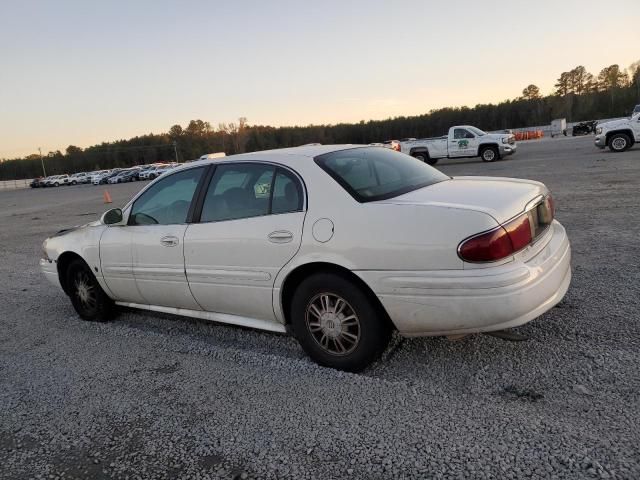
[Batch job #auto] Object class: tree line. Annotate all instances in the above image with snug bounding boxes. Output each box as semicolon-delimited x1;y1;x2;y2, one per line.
1;61;638;181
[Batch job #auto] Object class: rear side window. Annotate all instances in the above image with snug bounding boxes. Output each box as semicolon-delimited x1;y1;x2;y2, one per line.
315;147;448;203
201;163;275;222
199;163;304;222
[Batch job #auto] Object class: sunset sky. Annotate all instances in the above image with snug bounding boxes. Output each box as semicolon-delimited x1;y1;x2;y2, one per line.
1;0;638;158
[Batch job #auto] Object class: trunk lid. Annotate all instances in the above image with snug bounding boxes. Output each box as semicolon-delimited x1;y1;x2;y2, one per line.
377;176;547;223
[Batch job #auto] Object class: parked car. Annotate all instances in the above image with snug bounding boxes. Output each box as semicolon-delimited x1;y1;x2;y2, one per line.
30;177;45;188
594;112;640;152
43;174;71;187
69;172;90;185
572;120;598;136
93;170;122;185
396;126;517;165
107;169;139;184
41;145;571;372
632;104;640;116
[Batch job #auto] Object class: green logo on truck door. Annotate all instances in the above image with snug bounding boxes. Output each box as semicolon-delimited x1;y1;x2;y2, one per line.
457;139;469;148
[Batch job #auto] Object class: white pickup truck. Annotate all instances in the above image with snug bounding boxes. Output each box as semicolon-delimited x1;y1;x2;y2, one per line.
394;126;516;165
594;112;640;152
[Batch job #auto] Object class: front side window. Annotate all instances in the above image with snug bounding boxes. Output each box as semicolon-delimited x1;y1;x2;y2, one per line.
129;167;204;225
315;147;449;203
454;128;474;139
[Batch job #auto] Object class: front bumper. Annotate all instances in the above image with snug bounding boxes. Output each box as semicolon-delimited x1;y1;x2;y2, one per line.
499;143;517;156
594;135;606;148
356;220;571;336
40;258;61;289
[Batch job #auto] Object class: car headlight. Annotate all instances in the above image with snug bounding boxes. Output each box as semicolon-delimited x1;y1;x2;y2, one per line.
596;127;602;135
502;137;509;144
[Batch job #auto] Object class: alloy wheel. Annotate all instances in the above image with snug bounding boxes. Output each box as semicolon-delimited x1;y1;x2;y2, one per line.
305;293;361;356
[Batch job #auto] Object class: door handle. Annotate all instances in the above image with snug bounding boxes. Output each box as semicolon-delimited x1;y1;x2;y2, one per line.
268;230;293;243
160;235;179;247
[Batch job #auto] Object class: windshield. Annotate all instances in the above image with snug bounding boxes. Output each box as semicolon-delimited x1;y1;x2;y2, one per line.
315;147;449;202
467;126;487;136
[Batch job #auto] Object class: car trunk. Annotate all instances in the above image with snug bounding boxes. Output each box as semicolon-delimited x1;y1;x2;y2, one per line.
378;176;547;224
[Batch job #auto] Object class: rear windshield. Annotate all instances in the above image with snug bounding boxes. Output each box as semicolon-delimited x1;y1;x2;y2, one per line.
315;147;449;202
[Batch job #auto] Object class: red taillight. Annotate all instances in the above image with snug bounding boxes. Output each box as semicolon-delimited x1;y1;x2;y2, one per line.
458;214;532;262
392;143;400;152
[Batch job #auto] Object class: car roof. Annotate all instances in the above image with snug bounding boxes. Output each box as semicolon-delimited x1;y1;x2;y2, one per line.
178;144;366;170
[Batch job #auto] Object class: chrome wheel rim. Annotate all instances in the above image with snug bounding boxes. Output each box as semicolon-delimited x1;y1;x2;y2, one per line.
612;138;626;150
483;149;495;161
74;270;97;312
305;293;360;356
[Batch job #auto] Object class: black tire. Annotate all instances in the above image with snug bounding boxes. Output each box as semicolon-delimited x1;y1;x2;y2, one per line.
66;259;115;322
72;181;77;185
412;152;438;166
54;182;60;187
608;133;631;153
480;146;499;162
290;273;392;372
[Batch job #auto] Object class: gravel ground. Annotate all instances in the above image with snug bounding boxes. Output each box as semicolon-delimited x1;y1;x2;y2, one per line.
1;137;639;479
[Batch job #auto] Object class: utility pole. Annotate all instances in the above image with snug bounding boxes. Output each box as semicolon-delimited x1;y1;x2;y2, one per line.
172;141;178;163
39;147;47;177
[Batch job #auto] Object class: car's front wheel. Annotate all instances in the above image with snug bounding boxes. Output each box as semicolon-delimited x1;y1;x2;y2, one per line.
608;133;631;152
66;259;115;321
481;146;499;162
291;273;392;372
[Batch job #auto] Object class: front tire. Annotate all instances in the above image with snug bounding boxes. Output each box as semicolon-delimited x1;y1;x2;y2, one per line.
480;146;499;162
291;273;392;372
608;133;631;153
66;259;115;321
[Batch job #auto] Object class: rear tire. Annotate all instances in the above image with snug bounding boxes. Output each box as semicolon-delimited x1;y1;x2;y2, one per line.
66;259;115;322
290;273;392;372
480;146;499;162
412;152;438;166
608;133;631;153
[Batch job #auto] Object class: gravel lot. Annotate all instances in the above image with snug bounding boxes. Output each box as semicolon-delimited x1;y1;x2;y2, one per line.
1;137;639;479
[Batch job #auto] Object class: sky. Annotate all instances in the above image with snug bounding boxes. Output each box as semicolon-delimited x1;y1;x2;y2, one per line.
0;0;638;159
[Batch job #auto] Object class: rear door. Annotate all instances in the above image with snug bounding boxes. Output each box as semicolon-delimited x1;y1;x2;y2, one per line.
184;162;305;322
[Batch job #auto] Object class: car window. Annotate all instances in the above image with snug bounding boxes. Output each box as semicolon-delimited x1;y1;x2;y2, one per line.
272;169;303;214
129;167;204;225
315;147;449;203
200;163;276;222
454;128;474;139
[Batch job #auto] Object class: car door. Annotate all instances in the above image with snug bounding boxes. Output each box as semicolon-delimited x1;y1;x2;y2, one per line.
449;128;477;157
117;166;206;309
184;162;305;322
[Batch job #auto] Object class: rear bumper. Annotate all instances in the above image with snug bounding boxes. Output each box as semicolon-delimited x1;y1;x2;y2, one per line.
356;220;571;336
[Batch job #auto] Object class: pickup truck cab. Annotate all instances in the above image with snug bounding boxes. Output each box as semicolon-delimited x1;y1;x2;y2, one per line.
595;112;640;152
397;126;516;165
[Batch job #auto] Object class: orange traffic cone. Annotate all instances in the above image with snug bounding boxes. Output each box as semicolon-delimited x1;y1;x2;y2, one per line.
103;190;112;204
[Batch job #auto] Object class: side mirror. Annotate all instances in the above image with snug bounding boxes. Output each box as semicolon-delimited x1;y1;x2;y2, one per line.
101;208;124;225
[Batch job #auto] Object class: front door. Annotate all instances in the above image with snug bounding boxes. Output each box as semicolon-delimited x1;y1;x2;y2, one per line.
125;166;206;309
184;162;305;322
449;128;478;157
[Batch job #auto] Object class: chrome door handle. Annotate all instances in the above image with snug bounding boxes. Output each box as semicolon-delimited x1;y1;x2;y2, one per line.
160;235;179;247
268;230;293;243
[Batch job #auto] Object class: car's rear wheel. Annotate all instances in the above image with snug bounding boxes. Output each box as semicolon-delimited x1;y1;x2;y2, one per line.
291;273;391;372
66;259;114;321
608;133;631;152
481;146;499;162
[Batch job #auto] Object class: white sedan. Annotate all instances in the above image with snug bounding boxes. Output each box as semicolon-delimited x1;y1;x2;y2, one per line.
41;145;571;371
